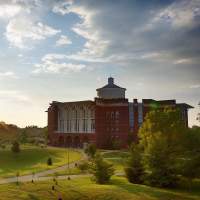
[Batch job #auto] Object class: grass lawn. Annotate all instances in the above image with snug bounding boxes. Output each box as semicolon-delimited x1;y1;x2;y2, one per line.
102;150;129;172
0;176;199;200
0;145;82;178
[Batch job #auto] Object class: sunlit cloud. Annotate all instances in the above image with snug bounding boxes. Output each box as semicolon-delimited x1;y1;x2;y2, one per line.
5;17;60;48
56;35;72;46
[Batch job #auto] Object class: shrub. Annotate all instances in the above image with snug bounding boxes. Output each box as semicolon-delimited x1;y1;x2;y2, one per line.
90;153;114;184
47;157;53;166
84;143;97;158
144;137;179;188
11;141;20;153
78;160;89;172
124;144;144;184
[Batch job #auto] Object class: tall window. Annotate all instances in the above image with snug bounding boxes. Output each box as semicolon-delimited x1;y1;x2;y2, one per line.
111;112;115;120
91;119;95;131
115;111;119;119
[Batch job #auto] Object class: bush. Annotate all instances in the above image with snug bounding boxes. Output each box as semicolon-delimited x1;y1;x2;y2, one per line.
0;144;6;149
78;160;89;172
90;153;114;184
47;157;52;166
84;143;97;158
124;144;144;184
11;141;20;153
144;137;179;188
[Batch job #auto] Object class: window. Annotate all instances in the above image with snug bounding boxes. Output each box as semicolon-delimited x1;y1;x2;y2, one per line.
115;111;119;119
83;119;88;132
91;119;95;131
106;112;110;119
111;112;115;120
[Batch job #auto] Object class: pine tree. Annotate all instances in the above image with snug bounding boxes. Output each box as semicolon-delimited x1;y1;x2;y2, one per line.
124;144;144;184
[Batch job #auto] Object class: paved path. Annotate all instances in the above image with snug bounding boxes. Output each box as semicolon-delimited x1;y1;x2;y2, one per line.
0;173;91;185
0;150;87;185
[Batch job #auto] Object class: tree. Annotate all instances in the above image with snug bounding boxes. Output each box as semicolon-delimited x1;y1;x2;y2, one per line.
144;136;179;187
124;144;144;184
182;127;200;182
84;143;97;158
138;108;186;187
11;141;20;153
90;153;114;184
47;157;53;166
19;130;28;143
197;102;200;124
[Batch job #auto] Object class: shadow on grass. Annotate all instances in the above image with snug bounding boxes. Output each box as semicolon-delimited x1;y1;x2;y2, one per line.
111;177;198;200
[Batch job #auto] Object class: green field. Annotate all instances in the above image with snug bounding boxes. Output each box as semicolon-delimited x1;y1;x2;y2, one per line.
102;150;129;172
0;146;82;178
0;176;199;200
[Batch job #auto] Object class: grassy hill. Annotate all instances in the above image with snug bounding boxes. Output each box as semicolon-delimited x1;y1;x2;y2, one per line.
0;145;82;178
0;176;199;200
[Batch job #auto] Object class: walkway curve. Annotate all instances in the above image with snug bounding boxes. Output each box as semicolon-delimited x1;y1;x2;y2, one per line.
0;150;87;185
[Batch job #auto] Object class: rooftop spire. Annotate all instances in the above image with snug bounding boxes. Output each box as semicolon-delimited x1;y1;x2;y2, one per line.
108;77;114;85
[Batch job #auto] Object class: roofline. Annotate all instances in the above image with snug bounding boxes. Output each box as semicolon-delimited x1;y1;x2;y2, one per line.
96;87;126;91
177;103;194;109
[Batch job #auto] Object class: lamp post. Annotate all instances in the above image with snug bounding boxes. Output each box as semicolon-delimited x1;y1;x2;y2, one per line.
66;141;70;180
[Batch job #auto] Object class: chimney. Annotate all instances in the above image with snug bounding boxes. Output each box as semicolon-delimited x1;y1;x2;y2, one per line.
108;77;114;85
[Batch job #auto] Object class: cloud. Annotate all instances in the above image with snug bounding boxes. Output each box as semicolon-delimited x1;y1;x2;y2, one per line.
190;84;200;89
173;58;192;64
56;35;72;46
51;0;200;68
152;0;200;28
52;0;73;15
33;53;86;74
53;1;110;62
0;4;22;19
0;71;18;79
5;17;61;48
0;0;40;19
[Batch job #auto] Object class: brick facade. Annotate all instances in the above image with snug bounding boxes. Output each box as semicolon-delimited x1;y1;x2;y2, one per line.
47;78;193;149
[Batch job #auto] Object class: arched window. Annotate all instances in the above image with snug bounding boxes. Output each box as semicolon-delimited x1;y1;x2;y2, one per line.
111;112;115;120
115;111;119;119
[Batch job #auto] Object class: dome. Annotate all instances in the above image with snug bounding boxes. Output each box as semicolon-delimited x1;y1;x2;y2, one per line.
96;77;126;99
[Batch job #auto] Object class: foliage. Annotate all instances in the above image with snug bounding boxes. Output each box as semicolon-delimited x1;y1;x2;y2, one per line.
138;108;187;187
11;141;20;153
181;126;200;180
124;144;144;184
19;130;28;143
144;136;179;187
84;143;97;158
196;102;200;124
90;153;114;184
78;160;89;172
47;157;52;166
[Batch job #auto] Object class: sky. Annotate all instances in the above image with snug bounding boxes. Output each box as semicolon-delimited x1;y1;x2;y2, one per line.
0;0;199;128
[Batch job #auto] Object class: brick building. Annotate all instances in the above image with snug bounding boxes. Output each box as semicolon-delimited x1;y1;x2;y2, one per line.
47;77;193;149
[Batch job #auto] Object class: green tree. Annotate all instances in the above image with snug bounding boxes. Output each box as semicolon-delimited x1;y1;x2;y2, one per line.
197;102;200;124
90;153;114;184
124;144;144;184
47;157;53;166
182;126;200;181
139;108;186;187
19;130;28;143
144;136;179;187
84;143;97;158
11;141;20;153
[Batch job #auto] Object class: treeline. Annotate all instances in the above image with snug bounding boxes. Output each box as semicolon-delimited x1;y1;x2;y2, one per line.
0;121;47;146
125;108;200;188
